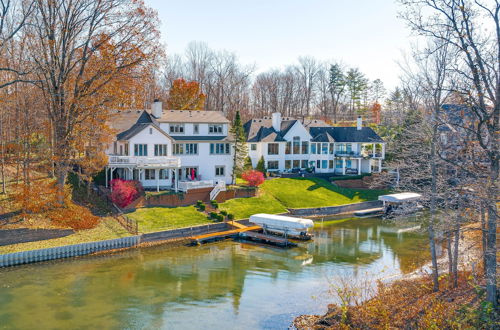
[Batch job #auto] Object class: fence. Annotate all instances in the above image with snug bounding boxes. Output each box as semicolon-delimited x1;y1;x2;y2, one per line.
94;185;140;235
0;236;140;267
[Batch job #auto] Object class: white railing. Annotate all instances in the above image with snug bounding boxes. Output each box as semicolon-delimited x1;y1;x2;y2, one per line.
108;155;181;168
210;181;227;200
178;180;215;192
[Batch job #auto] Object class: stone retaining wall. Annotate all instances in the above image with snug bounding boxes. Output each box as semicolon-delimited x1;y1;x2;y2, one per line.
288;200;383;217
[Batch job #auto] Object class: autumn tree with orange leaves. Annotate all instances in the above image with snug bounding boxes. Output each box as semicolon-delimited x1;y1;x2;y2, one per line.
22;0;161;204
167;78;206;110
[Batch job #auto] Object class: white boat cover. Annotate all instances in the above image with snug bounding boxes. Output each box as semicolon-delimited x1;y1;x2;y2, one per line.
249;214;314;230
378;192;422;203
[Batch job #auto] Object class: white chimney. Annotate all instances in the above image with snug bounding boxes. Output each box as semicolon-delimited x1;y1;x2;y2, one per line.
272;112;282;132
151;99;162;119
357;116;362;130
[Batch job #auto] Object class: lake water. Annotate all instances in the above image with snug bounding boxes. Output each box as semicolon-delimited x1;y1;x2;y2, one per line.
0;217;429;329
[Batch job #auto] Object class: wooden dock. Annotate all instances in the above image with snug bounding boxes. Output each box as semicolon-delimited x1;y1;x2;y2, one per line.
189;221;298;247
189;225;261;245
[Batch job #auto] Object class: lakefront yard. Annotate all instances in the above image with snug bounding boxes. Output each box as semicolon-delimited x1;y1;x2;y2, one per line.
126;177;387;232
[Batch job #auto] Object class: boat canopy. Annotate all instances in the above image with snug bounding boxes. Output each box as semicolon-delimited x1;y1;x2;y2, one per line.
378;192;422;203
249;214;314;230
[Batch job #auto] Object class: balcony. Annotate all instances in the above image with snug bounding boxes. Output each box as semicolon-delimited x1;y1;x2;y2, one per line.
178;180;216;192
334;151;361;157
108;155;181;168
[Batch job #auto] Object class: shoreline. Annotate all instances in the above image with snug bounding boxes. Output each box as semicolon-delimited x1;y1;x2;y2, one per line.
293;222;483;328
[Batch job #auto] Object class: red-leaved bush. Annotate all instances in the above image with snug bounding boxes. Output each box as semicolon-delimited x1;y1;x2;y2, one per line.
110;179;144;208
241;170;265;187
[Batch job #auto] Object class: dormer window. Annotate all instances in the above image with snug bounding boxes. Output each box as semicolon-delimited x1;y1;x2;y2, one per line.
209;124;223;134
170;124;184;134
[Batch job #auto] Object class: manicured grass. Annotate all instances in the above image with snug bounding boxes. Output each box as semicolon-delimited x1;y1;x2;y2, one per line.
218;191;287;220
126;177;387;228
126;206;211;233
260;177;386;209
0;218;130;254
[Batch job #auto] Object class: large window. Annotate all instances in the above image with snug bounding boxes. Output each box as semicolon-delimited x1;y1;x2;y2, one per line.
170;124;184;133
209;124;223;133
329;160;334;169
210;143;230;154
346;143;352;153
310;143;317;154
185;143;198;155
293;160;300;168
159;169;168;180
329;143;334;154
302;141;309;154
301;160;308;168
173;144;184;155
134;144;147;156
215;166;225;176
321;143;329;154
293;136;300;154
267;161;279;170
267;143;279;155
154;144;168;156
145;169;155;180
285;141;291;154
285;160;291;169
124;143;129;156
335;159;343;169
322;160;328;169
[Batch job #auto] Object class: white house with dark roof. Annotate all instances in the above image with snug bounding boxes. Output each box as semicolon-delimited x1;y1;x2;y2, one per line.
244;113;385;175
105;100;234;193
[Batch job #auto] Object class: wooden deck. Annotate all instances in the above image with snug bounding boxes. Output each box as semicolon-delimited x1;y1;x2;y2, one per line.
189;225;261;244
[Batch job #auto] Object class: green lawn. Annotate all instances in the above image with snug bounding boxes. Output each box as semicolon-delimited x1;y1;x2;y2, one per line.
0;218;130;254
218;191;287;220
126;206;211;233
124;177;387;231
260;177;386;208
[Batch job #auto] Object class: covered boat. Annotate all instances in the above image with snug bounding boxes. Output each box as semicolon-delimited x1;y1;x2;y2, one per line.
249;213;314;239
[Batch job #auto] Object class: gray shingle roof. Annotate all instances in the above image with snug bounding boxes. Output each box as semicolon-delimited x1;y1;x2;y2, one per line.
153;110;230;123
309;127;384;143
244;115;384;143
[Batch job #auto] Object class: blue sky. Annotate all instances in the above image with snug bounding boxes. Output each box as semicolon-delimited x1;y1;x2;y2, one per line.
145;0;411;90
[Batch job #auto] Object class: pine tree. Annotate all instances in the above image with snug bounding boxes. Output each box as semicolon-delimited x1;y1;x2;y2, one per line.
230;111;248;183
255;156;266;176
243;156;253;171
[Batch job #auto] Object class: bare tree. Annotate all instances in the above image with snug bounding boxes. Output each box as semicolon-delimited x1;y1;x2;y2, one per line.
400;0;500;307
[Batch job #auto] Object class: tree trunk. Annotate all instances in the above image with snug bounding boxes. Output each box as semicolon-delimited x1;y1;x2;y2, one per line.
452;219;460;288
447;231;453;285
429;130;440;292
480;203;487;272
485;159;499;306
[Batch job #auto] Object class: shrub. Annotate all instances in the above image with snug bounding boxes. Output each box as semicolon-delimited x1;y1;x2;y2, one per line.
241;170;265;187
110;179;144;208
209;211;218;219
196;200;203;207
198;204;206;211
220;210;228;216
227;213;234;220
210;200;219;208
255;156;266;176
215;214;224;222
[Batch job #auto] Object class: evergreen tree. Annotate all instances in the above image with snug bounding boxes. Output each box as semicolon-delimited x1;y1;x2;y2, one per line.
255;156;266;176
243;156;253;171
230;111;248;183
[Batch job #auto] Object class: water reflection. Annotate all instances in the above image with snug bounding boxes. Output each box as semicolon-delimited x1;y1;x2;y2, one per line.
0;217;429;329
